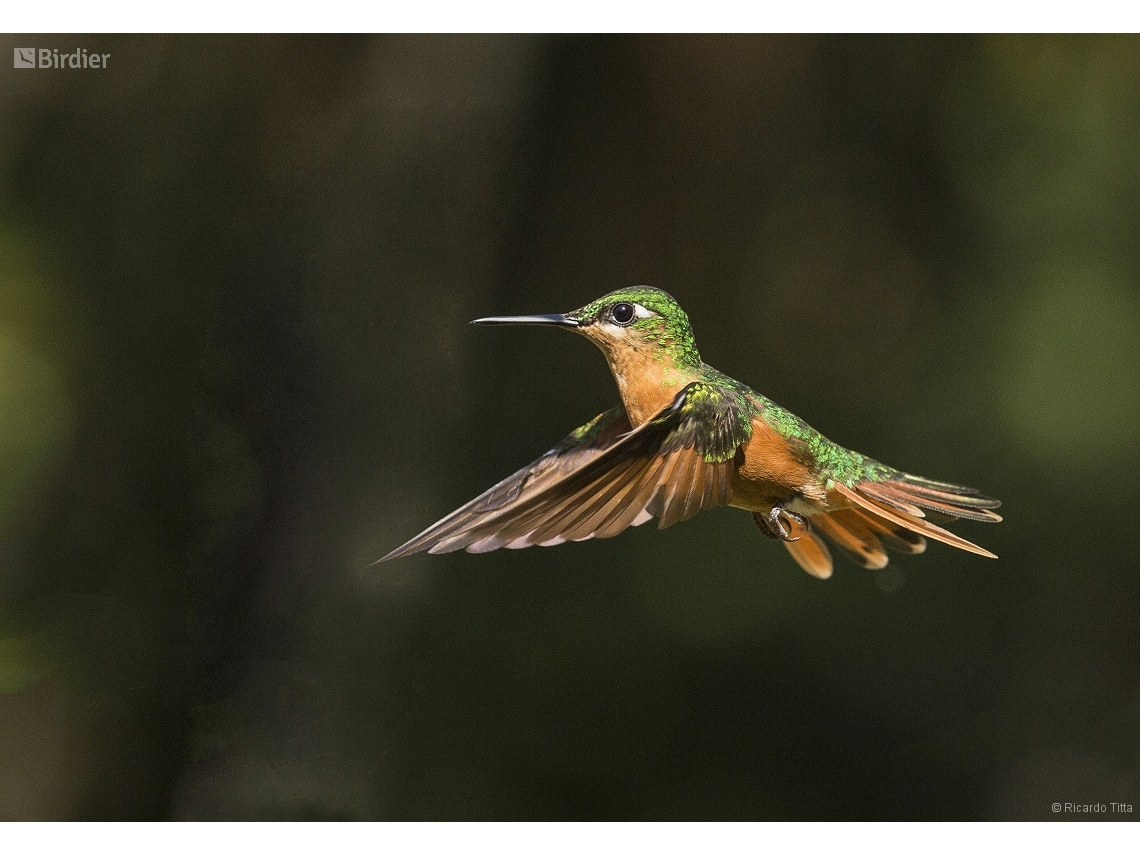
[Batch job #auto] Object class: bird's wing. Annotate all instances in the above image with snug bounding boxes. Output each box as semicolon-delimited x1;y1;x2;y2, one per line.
378;406;631;561
378;381;753;560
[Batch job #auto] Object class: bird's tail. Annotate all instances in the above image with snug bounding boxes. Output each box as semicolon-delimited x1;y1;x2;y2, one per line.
788;473;1000;577
783;530;835;579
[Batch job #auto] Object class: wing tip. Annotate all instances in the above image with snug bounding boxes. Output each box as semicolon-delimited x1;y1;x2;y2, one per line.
374;543;413;563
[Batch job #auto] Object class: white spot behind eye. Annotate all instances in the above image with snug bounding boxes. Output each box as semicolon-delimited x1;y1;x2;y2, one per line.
633;303;654;320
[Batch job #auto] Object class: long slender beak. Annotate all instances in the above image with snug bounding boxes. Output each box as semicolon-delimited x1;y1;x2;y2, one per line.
470;313;579;327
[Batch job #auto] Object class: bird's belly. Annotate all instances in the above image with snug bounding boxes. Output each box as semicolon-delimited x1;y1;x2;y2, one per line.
728;479;828;518
727;416;828;512
727;473;796;513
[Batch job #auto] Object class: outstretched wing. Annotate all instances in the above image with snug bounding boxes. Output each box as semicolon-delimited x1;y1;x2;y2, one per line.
378;381;753;561
378;406;631;562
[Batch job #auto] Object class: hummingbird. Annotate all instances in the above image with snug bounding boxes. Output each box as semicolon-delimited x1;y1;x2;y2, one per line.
379;287;1000;578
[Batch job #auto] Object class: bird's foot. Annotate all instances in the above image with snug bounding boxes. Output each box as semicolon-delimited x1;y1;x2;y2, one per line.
752;504;807;542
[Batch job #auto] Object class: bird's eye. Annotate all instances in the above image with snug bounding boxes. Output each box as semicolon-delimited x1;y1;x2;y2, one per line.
611;302;636;325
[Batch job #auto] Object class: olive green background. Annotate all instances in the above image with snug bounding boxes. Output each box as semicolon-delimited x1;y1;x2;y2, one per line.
0;34;1137;819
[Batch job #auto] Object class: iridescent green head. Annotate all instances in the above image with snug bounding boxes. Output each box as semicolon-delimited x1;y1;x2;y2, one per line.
565;286;702;370
471;286;702;371
471;287;705;423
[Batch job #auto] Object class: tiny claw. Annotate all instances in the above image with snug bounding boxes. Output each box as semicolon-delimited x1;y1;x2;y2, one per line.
754;503;807;542
770;506;805;542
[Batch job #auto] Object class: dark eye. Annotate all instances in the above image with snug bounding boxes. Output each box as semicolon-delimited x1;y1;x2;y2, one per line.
611;302;635;325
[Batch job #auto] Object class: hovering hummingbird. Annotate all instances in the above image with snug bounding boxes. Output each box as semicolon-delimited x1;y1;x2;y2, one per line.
380;287;1000;578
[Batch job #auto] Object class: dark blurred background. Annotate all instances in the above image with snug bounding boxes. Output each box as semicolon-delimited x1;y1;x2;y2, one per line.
0;34;1138;820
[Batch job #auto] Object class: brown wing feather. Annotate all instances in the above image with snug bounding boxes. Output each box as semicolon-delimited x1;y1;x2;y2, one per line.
474;456;651;551
594;451;678;537
379;382;751;560
378;407;631;561
446;445;733;553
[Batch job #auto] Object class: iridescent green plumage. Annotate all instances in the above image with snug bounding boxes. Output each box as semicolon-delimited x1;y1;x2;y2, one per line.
569;286;703;370
748;394;896;487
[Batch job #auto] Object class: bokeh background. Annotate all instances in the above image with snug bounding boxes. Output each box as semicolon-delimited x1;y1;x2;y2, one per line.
1;34;1138;820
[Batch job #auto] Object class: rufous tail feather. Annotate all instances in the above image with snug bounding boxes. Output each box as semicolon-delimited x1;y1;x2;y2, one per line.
783;529;834;579
832;481;998;559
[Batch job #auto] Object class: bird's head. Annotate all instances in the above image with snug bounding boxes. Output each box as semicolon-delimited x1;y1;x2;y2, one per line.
472;286;702;371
